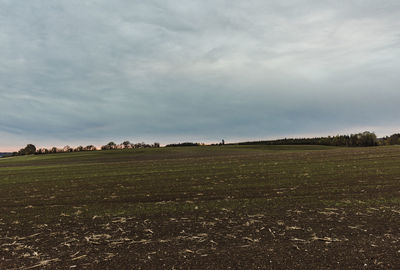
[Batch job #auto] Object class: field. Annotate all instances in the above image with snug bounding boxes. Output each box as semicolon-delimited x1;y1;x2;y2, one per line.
1;145;400;269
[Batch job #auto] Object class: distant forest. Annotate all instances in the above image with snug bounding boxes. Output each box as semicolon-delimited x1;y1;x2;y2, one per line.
5;131;400;158
233;132;400;147
165;142;204;147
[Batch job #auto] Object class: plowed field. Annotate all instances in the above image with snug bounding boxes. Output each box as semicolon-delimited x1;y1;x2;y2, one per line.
1;145;400;269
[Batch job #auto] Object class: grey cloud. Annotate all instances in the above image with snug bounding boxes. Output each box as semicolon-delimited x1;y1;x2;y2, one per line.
1;0;400;150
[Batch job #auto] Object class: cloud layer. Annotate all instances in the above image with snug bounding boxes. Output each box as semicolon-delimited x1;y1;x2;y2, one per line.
1;0;400;150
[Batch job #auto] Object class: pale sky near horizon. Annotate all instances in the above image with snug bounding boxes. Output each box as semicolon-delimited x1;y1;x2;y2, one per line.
1;0;400;151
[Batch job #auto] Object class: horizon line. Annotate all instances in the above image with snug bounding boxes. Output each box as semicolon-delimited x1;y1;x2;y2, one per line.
2;130;399;153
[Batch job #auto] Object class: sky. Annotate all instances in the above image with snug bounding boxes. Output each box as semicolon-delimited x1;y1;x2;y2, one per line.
1;0;400;151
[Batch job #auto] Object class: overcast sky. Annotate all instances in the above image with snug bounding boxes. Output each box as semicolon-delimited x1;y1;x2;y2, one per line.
1;0;400;151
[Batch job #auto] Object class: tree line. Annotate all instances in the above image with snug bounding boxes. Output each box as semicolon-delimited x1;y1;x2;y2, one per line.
12;141;160;156
235;131;380;147
165;142;203;147
8;131;400;157
380;133;400;145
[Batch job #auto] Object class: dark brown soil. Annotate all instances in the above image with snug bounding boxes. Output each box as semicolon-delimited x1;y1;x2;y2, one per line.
2;206;400;269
